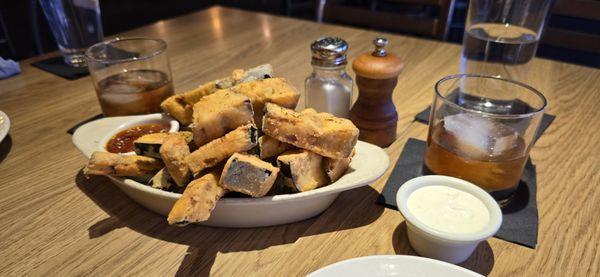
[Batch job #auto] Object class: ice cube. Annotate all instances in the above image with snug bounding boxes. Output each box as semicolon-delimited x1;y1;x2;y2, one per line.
124;73;162;89
101;83;144;94
443;113;518;158
100;90;141;105
491;131;519;156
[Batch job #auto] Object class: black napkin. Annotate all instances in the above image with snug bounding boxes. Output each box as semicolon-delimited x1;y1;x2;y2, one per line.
377;138;538;248
414;102;555;143
31;56;89;80
67;114;104;134
31;46;139;80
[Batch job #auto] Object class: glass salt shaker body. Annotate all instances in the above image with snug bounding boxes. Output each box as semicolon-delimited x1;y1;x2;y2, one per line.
305;37;353;118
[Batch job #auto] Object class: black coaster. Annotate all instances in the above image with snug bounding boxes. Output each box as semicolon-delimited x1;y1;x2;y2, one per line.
377;138;538;248
31;56;89;80
67;114;104;134
414;95;555;143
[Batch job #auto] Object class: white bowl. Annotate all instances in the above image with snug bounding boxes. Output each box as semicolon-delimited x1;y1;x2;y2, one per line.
308;255;482;277
396;175;502;264
0;110;10;143
73;114;390;227
97;113;179;155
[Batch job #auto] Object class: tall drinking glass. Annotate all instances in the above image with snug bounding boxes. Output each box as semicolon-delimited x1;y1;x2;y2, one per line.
85;38;174;116
461;0;554;84
424;74;546;205
39;0;104;67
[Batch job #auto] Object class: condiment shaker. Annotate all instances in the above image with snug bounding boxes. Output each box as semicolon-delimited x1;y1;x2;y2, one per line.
305;37;353;118
350;38;404;147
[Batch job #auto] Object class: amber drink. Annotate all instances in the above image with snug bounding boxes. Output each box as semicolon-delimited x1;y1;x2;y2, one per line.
425;119;529;200
86;38;174;116
427;75;546;204
95;69;173;116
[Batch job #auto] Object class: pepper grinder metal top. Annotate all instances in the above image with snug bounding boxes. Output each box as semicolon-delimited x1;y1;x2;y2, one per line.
372;37;388;57
352;37;404;80
349;37;404;147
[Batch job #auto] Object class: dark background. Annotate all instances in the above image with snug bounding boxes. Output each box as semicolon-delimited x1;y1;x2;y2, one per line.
0;0;598;67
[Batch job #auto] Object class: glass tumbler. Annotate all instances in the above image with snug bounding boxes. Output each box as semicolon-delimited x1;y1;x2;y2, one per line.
85;38;174;116
460;0;554;85
424;74;547;204
39;0;104;67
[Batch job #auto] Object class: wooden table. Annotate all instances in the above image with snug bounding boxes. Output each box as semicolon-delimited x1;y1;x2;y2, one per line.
1;6;598;276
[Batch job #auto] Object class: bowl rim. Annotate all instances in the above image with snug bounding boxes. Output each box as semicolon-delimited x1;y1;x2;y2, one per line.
112;140;389;205
97;113;179;154
0;110;10;143
307;255;482;277
396;175;502;243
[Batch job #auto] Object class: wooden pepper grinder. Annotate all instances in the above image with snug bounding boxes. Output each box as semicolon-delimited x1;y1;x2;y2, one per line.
350;38;404;147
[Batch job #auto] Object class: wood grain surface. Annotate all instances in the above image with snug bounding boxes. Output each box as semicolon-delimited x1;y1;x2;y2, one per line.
0;6;599;277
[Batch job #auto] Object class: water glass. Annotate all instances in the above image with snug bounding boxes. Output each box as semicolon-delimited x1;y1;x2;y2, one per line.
424;74;547;204
39;0;104;67
460;0;554;84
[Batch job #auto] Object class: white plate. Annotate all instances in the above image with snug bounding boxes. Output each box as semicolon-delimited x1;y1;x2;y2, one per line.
72;114;389;227
0;110;10;143
308;255;483;277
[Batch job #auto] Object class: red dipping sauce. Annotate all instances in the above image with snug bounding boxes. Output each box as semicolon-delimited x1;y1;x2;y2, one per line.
105;123;170;153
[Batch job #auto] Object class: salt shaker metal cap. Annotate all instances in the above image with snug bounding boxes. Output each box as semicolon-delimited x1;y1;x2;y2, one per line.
311;37;348;67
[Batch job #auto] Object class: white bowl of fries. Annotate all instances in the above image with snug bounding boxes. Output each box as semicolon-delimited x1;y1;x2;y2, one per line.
73;114;389;227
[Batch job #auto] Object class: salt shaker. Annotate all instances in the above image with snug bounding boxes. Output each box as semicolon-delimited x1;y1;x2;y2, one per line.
305;37;353;118
350;38;404;147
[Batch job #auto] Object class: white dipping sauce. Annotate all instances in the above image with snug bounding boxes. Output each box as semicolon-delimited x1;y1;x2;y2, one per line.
407;185;490;235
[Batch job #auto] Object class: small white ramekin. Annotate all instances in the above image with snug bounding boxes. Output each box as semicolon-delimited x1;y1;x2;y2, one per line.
98;113;179;155
396;175;502;264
